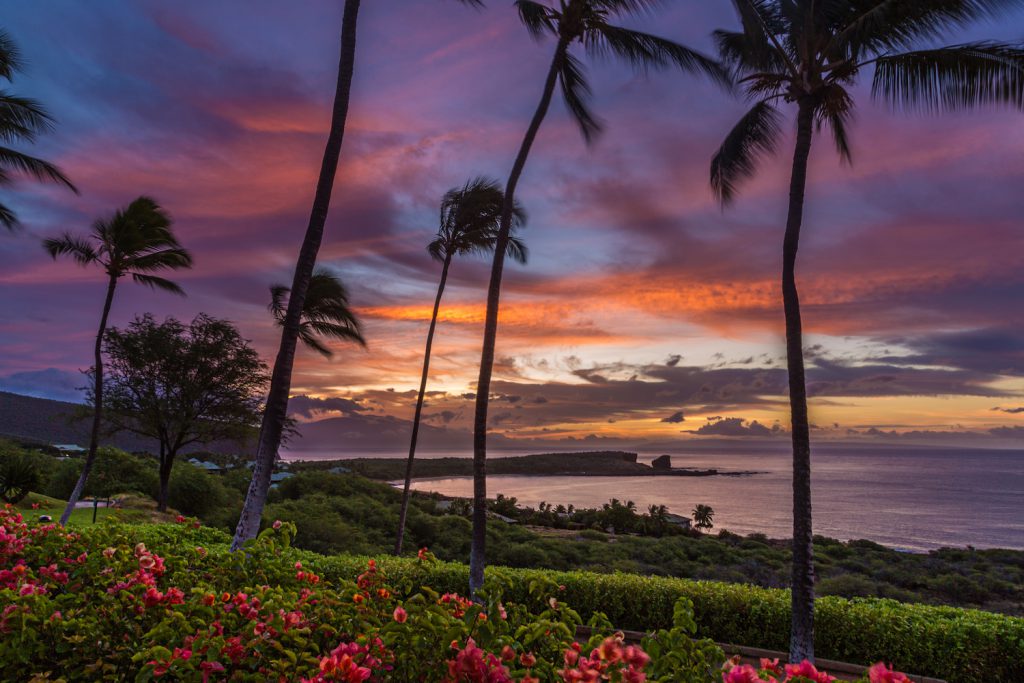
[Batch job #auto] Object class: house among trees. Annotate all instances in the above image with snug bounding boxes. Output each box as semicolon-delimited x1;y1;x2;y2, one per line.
187;457;225;474
665;513;692;530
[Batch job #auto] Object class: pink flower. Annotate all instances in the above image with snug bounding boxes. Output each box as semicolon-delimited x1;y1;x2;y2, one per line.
392;606;407;623
867;663;911;683
784;660;834;683
272;519;282;530
723;664;768;683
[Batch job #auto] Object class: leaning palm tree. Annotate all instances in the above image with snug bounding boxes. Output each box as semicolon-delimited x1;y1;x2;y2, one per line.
1;29;77;229
232;0;484;552
468;0;730;595
393;177;528;556
709;0;1024;662
43;197;192;525
270;266;366;357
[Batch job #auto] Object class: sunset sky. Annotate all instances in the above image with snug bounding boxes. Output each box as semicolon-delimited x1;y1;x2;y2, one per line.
3;1;1024;453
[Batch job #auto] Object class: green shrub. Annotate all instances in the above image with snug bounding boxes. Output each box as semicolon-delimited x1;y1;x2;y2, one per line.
301;554;1024;683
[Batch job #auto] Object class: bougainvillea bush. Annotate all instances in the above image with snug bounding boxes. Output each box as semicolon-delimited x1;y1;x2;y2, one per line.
0;507;909;682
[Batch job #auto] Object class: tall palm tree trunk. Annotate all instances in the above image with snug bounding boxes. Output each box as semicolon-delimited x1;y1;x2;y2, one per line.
232;0;361;551
785;99;815;663
394;254;452;555
61;275;117;526
469;39;569;595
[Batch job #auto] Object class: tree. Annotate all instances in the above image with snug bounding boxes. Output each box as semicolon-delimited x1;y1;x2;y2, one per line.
99;313;269;511
692;503;713;532
468;0;730;595
270;266;365;357
43;197;192;525
231;0;483;552
709;0;1024;662
0;29;76;230
393;177;527;556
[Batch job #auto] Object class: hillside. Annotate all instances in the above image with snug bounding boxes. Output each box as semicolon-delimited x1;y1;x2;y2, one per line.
0;390;240;455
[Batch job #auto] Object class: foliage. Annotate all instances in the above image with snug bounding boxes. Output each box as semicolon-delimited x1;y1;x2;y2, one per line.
0;29;77;230
270;267;365;358
259;472;1024;617
0;507;737;682
0;509;922;682
101;313;268;455
303;553;1023;683
45;447;159;500
0;442;43;504
692;505;714;532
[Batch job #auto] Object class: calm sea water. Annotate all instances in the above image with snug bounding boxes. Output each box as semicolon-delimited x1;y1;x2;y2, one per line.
282;447;1024;552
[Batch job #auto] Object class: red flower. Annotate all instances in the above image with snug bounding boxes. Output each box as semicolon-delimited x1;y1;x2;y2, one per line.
867;663;912;683
393;606;407;623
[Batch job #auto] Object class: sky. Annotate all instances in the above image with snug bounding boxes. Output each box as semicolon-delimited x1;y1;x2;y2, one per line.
2;1;1024;454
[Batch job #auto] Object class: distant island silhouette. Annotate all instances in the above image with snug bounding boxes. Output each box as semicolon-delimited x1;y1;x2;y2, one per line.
293;451;762;481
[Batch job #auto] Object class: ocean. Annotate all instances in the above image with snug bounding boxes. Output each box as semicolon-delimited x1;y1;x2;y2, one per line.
281;447;1024;552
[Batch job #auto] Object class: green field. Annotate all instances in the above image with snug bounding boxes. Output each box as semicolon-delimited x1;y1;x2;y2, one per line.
17;492;117;526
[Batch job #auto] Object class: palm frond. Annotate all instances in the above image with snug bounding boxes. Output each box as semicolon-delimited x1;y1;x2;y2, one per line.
272;267;366;354
131;273;186;295
592;0;665;17
559;52;602;144
0;202;17;231
127;247;194;273
0;146;76;190
0;30;23;81
872;42;1024;113
516;0;557;40
0;92;55;142
711;100;783;205
505;235;529;265
305;319;366;347
835;0;1024;57
269;284;290;322
816;83;855;164
427;237;447;262
297;329;334;358
43;234;99;265
588;25;732;87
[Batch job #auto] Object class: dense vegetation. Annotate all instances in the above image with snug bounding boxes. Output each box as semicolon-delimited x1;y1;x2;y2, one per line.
13;442;1020;619
0;507;993;682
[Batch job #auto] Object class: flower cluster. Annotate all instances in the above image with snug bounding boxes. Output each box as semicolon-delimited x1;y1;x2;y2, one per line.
560;636;649;682
0;506;919;683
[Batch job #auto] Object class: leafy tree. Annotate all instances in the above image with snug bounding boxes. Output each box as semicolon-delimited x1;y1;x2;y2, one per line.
709;0;1024;661
98;313;268;511
394;177;527;556
469;0;730;595
0;29;76;230
692;504;713;532
232;0;484;551
43;197;192;525
269;266;365;357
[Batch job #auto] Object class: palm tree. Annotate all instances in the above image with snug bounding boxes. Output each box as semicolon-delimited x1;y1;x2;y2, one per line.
270;266;366;357
43;197;192;525
709;0;1024;662
393;177;527;556
231;0;484;552
468;0;730;596
692;503;713;532
0;29;77;229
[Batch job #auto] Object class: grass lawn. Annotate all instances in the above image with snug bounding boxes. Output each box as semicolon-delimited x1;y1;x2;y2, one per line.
16;492;118;526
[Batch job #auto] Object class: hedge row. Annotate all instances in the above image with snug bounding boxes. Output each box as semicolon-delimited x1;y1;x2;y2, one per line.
120;525;1024;683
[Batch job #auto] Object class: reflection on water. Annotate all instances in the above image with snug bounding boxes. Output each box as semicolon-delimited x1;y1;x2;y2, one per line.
393;449;1024;551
